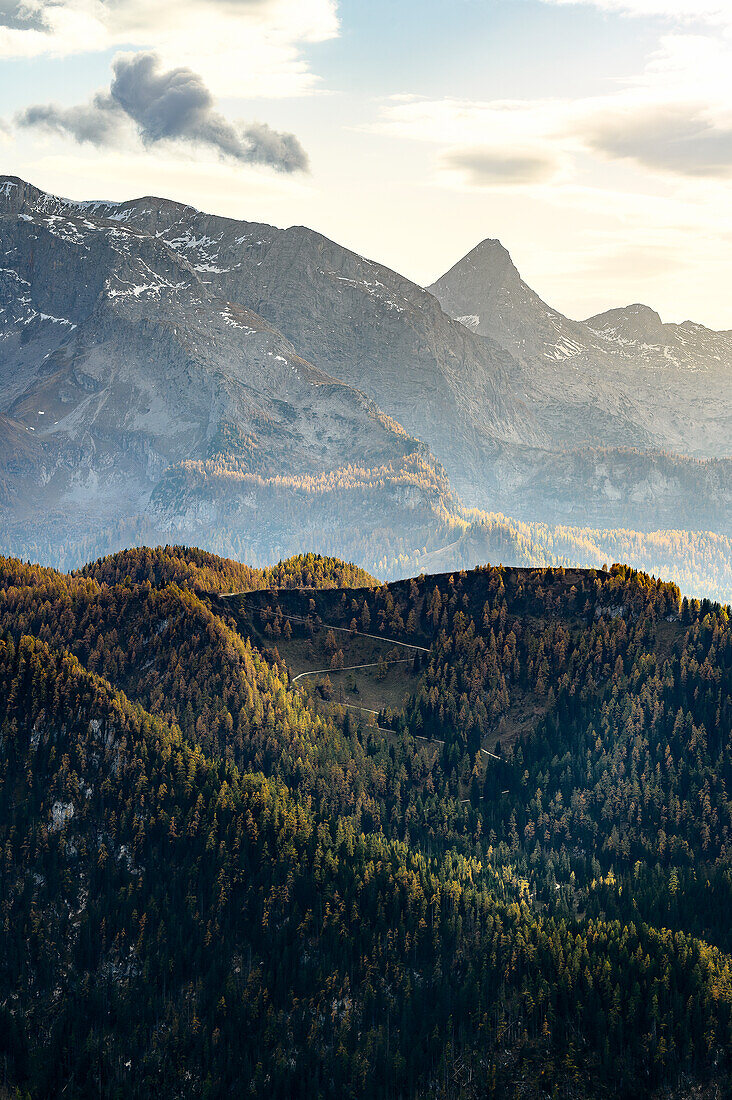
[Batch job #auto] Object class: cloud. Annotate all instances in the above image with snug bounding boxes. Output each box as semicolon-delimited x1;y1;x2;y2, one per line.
239;121;309;174
441;147;559;186
576;242;684;283
0;0;338;97
16;51;308;172
368;2;732;188
584;101;732;177
375;70;732;183
0;0;48;30
371;96;574;191
374;95;562;148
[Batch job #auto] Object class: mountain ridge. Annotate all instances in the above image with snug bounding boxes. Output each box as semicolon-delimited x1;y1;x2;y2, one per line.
428;236;732;463
0;175;542;465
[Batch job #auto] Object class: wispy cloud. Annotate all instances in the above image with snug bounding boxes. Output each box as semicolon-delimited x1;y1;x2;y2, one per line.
441;147;559;187
374;30;732;186
540;0;732;25
16;51;309;171
368;0;732;189
584;101;732;177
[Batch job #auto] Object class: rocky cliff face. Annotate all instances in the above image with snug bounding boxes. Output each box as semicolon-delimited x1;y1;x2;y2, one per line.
428;238;598;366
8;183;540;496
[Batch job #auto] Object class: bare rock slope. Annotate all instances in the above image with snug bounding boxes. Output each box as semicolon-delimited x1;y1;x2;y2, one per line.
0;177;454;565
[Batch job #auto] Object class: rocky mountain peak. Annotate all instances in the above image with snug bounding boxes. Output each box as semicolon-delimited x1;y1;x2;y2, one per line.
0;175;47;216
427;237;592;366
456;237;517;279
427;237;522;317
0;175;206;234
1;174;729;571
585;303;666;344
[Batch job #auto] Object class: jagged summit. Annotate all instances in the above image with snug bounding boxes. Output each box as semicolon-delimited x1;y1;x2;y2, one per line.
427;237;523;325
0;175;730;565
0;174;543;566
2;174;537;472
427;236;593;368
0;175;47;215
429;238;732;464
0;174;220;234
443;237;517;279
0;174;464;564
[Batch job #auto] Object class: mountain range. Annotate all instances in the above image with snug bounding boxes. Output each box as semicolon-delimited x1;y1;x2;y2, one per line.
0;175;730;596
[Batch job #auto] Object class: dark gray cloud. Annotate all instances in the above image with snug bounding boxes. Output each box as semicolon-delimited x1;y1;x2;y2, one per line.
110;52;231;147
585;103;732;178
240;121;311;174
442;146;558;186
0;0;48;30
16;51;309;172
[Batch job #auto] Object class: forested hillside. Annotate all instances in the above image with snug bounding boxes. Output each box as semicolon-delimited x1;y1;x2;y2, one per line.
0;546;730;1098
75;546;377;594
407;510;732;605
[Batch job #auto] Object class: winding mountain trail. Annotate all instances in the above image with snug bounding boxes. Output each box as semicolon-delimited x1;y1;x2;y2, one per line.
291;657;412;683
334;702;445;744
220;598;431;654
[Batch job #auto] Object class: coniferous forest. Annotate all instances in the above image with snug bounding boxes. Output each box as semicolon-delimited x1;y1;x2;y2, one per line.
0;547;731;1098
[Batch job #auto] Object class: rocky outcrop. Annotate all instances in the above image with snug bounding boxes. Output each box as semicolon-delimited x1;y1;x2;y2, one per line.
1;182;540;497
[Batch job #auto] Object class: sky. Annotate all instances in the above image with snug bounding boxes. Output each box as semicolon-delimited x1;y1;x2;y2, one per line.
1;0;731;327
